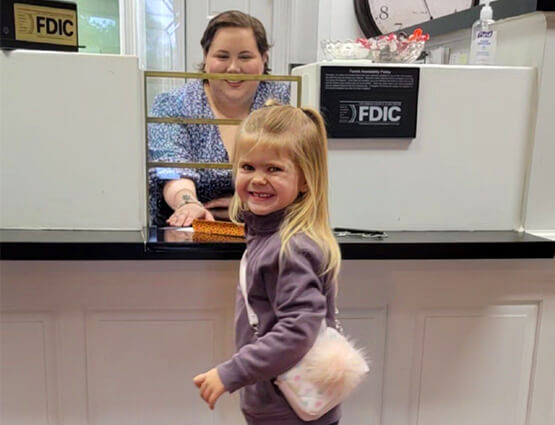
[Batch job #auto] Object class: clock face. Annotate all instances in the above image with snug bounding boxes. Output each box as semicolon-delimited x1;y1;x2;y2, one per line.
355;0;478;36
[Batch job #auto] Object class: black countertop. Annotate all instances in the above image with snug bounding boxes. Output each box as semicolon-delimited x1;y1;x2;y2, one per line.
1;228;553;260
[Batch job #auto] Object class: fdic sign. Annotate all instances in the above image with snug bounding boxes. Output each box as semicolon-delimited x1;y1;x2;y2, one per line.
1;0;78;51
320;66;420;138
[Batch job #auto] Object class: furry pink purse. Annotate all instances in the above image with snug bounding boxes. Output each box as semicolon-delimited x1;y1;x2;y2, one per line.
239;251;369;421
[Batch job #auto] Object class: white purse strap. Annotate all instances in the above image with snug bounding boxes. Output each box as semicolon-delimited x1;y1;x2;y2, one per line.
240;250;259;335
239;249;328;337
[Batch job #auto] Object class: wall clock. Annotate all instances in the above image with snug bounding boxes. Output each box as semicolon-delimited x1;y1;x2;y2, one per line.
354;0;479;37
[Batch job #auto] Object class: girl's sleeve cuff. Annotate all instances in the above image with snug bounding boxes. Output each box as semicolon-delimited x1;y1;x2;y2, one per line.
217;357;249;393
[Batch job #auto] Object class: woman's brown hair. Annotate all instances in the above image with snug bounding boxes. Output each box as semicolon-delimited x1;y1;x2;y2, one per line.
199;10;271;74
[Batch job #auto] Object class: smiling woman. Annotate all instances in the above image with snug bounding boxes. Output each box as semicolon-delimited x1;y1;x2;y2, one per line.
148;10;290;227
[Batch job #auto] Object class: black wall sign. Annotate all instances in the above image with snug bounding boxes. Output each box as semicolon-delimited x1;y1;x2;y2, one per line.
320;66;420;138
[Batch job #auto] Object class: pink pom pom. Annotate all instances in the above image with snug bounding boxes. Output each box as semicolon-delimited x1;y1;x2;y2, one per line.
302;328;369;398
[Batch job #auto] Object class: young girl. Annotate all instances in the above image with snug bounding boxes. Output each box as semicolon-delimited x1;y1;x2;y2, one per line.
193;104;342;425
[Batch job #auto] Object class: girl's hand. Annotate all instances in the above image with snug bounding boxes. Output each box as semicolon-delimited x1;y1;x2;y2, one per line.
166;203;214;227
203;195;232;210
193;368;225;409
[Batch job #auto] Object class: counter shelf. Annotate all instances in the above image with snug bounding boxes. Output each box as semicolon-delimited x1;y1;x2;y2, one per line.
1;228;553;261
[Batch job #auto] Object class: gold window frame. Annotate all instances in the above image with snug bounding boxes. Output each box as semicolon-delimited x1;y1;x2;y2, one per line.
144;71;302;226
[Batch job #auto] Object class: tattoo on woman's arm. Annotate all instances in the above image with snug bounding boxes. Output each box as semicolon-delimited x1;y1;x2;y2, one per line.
176;193;203;209
182;193;194;203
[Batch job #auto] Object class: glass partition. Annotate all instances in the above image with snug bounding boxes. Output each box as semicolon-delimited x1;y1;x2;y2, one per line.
144;71;302;228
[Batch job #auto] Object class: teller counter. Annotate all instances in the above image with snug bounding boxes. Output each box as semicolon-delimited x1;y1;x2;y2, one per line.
1;230;555;425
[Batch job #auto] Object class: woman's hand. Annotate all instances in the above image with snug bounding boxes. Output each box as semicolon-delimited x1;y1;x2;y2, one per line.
166;203;215;227
163;179;213;227
203;196;232;210
193;368;225;410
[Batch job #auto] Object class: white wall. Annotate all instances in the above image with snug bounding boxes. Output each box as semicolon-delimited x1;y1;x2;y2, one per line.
0;51;144;230
315;0;365;62
294;63;537;230
292;7;555;232
289;0;319;66
420;12;555;232
424;12;549;69
524;16;555;232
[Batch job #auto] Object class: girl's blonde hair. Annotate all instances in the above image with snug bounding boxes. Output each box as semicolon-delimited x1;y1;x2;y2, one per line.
230;103;341;283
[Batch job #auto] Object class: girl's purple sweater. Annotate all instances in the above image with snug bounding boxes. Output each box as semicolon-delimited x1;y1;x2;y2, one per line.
217;210;341;425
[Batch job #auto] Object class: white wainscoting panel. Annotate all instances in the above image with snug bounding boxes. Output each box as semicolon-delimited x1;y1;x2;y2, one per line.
2;259;554;425
339;308;387;425
411;305;538;425
1;313;59;425
86;310;226;425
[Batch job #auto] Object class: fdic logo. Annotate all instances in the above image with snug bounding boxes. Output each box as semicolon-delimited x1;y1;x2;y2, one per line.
14;3;77;46
340;102;402;124
358;105;401;122
36;15;74;36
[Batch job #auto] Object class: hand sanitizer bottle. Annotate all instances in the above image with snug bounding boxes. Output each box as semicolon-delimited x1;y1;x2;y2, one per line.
469;0;497;65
